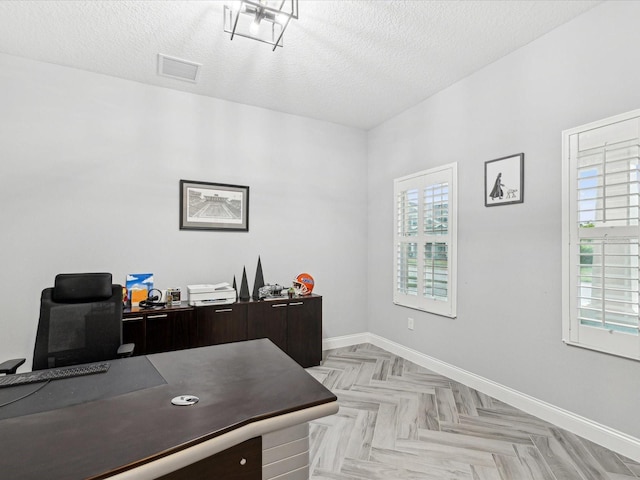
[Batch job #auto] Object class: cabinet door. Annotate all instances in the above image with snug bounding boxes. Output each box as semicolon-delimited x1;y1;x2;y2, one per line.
146;312;173;354
122;316;145;356
247;301;288;353
196;304;248;347
156;436;261;480
172;309;196;351
287;297;322;368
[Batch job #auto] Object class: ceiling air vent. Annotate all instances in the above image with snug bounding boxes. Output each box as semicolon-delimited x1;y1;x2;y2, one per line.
157;54;201;83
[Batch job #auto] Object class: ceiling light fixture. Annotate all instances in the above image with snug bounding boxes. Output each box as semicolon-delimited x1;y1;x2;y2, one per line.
223;0;298;51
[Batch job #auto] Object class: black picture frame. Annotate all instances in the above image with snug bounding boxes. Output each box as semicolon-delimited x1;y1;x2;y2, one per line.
179;180;249;231
484;153;524;207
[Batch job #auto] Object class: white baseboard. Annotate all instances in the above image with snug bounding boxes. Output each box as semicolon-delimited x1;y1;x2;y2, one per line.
322;333;370;351
322;332;640;463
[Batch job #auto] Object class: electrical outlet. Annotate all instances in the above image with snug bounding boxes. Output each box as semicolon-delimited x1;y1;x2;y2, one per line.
408;317;414;330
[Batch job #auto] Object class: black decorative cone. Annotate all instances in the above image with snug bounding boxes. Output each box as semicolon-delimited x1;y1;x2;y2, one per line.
232;276;238;301
239;267;250;301
252;256;265;300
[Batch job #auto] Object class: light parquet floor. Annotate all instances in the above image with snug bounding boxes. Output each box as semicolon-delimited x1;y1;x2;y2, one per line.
306;343;640;480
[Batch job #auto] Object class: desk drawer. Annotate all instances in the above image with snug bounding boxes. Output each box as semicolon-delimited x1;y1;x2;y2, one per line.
263;437;308;465
262;424;309;480
268;465;309;480
263;423;308;449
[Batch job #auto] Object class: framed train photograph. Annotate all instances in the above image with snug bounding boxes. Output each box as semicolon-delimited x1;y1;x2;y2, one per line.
180;180;249;231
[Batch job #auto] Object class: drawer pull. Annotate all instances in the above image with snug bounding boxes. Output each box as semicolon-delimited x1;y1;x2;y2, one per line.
147;314;168;319
215;308;233;313
272;304;288;308
123;316;144;321
240;458;247;466
289;302;304;306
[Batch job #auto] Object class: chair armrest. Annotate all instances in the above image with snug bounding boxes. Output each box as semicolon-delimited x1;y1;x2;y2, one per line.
0;358;26;375
117;343;135;358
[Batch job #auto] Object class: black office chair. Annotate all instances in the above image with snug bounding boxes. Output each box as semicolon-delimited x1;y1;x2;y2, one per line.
0;358;25;375
1;273;134;373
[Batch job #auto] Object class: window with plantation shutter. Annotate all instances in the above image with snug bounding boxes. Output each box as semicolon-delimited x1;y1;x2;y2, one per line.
394;163;457;317
562;109;640;360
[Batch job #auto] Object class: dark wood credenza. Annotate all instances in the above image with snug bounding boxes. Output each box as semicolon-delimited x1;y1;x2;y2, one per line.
123;294;322;368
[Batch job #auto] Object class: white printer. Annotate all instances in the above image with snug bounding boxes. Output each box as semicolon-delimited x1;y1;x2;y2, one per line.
187;283;236;306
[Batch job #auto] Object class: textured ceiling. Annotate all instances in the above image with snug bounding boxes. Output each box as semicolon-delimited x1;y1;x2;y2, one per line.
0;0;601;130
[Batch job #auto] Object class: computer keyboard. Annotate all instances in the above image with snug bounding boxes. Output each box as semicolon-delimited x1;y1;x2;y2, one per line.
0;362;110;388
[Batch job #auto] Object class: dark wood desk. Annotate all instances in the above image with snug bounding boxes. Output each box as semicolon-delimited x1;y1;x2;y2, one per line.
0;339;337;480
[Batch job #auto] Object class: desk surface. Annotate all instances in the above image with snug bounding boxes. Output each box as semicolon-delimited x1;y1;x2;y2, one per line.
0;339;336;480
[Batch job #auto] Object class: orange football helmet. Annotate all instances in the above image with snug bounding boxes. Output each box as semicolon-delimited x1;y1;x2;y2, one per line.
293;273;314;295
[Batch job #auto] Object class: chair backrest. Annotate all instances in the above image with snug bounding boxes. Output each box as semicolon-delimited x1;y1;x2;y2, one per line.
32;273;123;370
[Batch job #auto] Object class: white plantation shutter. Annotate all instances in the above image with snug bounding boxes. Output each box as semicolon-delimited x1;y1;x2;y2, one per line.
394;163;457;317
563;110;640;360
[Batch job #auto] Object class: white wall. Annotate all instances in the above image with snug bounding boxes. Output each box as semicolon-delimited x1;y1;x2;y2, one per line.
0;53;368;369
367;0;640;439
